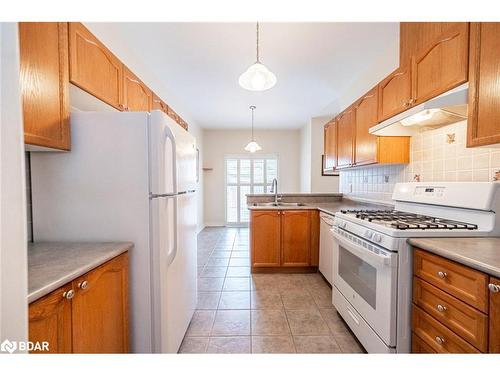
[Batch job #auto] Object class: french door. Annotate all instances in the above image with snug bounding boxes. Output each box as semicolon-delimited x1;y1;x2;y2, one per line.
225;155;278;225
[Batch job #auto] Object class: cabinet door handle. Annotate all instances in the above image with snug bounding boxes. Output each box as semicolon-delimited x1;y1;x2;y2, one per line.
436;304;447;312
435;336;445;345
437;271;447;279
78;280;89;290
489;283;500;293
63;289;75;300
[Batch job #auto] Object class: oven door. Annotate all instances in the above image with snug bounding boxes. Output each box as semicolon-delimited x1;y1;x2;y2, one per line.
332;227;398;346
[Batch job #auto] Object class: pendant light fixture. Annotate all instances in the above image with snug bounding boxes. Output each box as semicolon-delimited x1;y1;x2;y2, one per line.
239;23;277;91
244;105;262;153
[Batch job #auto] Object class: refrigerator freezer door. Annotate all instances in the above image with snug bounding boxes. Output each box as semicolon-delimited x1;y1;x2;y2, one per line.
150;192;197;353
149;111;177;196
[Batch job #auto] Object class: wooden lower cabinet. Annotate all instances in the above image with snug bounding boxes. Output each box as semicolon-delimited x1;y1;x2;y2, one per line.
490;276;500;353
281;211;312;267
412;248;498;353
19;22;70;150
250;209;319;271
28;253;129;354
251;210;281;267
28;285;73;354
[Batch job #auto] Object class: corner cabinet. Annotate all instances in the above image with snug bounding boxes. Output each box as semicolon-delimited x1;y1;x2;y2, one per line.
69;22;124;110
28;253;129;354
19;22;71;150
323;119;337;172
250;209;319;271
467;22;500;147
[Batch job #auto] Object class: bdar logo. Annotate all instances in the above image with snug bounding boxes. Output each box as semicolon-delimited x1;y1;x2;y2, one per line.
0;339;17;354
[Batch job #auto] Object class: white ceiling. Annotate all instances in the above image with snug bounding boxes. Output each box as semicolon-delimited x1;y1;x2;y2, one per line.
89;23;399;129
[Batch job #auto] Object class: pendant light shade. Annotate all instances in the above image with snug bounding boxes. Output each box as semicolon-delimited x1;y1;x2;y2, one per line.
245;106;262;153
239;23;277;92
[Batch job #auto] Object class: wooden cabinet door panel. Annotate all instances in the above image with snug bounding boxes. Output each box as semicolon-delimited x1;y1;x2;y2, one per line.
413;23;469;105
123;67;152;112
71;253;129;353
336;108;355;169
29;285;72;353
490;276;500;353
20;22;70;150
413;305;480;353
251;211;281;267
323;120;337;170
413;277;488;352
467;22;500;147
69;23;123;110
354;88;378;166
414;249;489;313
378;66;412;122
281;210;311;267
412;332;437;353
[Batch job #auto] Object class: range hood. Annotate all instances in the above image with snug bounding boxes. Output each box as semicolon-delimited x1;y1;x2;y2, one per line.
369;83;468;136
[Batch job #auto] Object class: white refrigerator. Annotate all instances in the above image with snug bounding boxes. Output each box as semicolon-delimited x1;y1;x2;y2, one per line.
30;110;198;353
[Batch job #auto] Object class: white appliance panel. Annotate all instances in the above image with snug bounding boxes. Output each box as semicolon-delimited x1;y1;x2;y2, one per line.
31;111;153;353
319;213;335;285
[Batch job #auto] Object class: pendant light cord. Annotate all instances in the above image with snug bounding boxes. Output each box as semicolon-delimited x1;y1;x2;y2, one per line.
256;22;260;63
250;105;256;141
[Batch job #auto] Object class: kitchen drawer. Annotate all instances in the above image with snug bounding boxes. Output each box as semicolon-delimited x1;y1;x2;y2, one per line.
413;249;489;313
413;277;488;352
412;305;481;353
412;332;437;353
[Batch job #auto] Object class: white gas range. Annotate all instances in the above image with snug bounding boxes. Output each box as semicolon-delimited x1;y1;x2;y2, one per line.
330;182;500;353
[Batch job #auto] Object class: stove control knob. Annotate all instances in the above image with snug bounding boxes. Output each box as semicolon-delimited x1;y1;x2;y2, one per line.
364;230;373;239
373;234;382;243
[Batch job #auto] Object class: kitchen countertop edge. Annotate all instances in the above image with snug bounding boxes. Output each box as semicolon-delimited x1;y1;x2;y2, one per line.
407;238;500;278
28;242;133;304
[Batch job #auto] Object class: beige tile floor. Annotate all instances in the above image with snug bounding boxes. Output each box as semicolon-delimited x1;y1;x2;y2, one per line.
179;227;366;354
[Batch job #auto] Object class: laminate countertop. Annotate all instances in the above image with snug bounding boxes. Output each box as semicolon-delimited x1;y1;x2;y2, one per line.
248;198;394;216
28;242;133;304
408;237;500;278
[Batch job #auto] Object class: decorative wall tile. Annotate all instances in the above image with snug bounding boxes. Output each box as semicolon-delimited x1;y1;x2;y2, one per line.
340;120;500;202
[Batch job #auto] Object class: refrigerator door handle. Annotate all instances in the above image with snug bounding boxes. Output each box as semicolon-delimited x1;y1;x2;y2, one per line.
164;126;178;195
165;195;178;266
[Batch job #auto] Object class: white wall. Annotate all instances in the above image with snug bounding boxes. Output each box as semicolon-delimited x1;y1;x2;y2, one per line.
0;22;28;347
299;122;311;192
82;23;205;232
203;129;301;226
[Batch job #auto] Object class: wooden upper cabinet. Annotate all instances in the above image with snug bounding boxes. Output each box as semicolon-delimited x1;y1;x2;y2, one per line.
69;23;124;110
467;23;500;147
281;210;312;267
412;23;469;105
29;284;73;353
378;65;412;122
19;22;70;150
152;93;169;114
323;120;337;171
490;276;500;353
354;87;378;166
71;253;129;353
122;67;152;112
251;210;281;268
336;107;355;169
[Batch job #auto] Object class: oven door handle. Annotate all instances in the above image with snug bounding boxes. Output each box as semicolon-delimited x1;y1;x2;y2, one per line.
332;231;396;267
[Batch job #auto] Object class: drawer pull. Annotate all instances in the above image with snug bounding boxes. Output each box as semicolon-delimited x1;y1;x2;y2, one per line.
63;289;75;300
489;283;500;293
437;271;448;279
435;336;445;345
78;280;89;290
436;304;447;312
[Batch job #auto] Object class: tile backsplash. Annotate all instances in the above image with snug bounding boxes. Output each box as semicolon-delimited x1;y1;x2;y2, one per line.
340;120;500;203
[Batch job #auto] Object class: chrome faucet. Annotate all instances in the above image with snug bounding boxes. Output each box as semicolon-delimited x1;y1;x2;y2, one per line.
270;178;280;205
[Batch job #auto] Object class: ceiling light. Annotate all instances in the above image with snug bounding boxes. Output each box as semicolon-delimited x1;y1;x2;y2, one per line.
244;106;262;153
239;23;277;92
